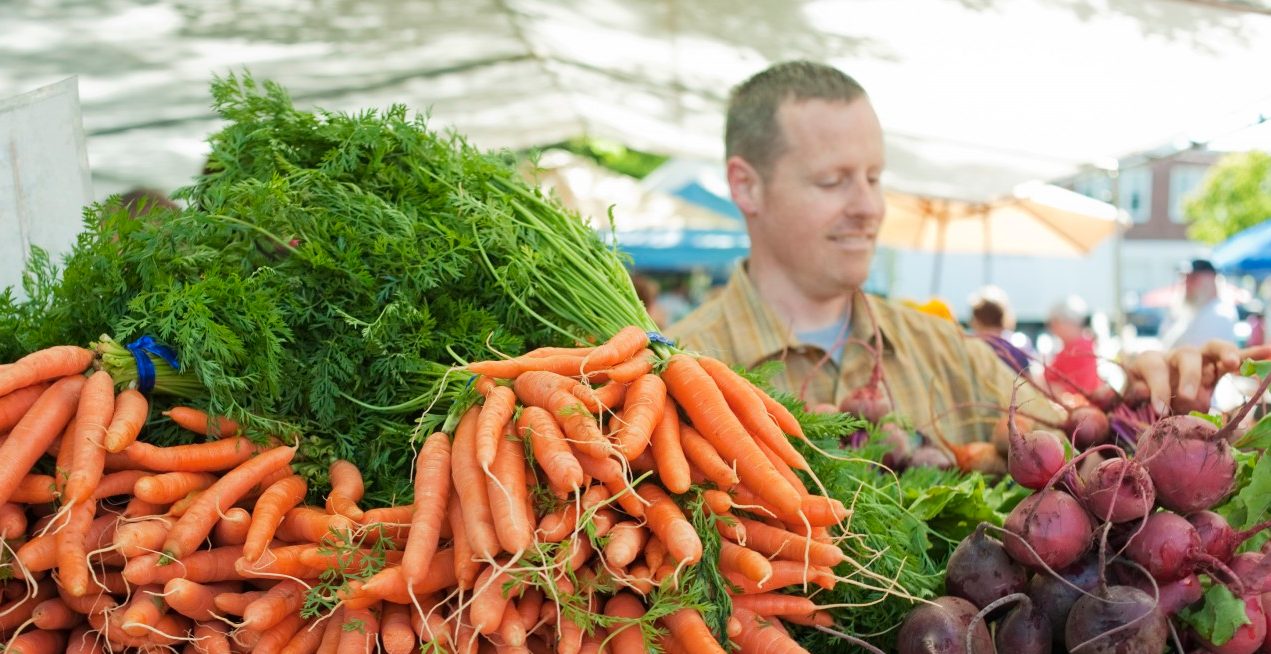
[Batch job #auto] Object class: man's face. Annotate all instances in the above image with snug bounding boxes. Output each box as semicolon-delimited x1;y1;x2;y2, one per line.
743;98;886;299
1184;271;1215;303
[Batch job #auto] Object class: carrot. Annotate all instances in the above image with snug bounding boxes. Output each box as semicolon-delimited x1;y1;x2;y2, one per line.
325;459;365;522
163;406;240;437
162;445;296;560
361;504;413;526
447;491;480;589
214;590;267;616
524;345;597;359
102;388;148;452
732;607;808;654
214;506;252;545
470;565;520;635
381;603;415;654
512;370;580;407
558;610;586;654
411;595;449;645
735;518;845;567
487;424;533;555
122;495;166;518
124;545;246;585
57;500;96;597
662;609;727;654
662;355;801;516
348;548;457;604
603;521;648;568
299;547;404;573
475;385;517;468
649;398;690;494
698;357;808;471
31;596;82;630
518;406;583;494
450;405;500;560
9;473;56;504
703;489;733;515
316;606;344;654
680;425;740;489
745;379;805;440
601;348;655;384
0;382;49;432
609;373;665;461
402;431;451;588
719;541;773;583
0;375;84;506
134;471;218;504
337;606;379;653
798;495;850;527
63;370;115;505
252;612;306;654
723;561;835;594
0;345;93;397
163;579;239;621
0;582;55;630
498;599;528;647
92;469;149;499
0;502;26;538
273;507;354;544
280;617;326;654
730;594;823;621
120;585;166;637
572;380;627;414
637;483;701;565
194;621;233;654
65;626;102;654
242;579;309;631
603;592;648;653
236;544;326;580
58;584;117;617
117;437;260;472
583;325;650;369
113;516;172;558
4;630;67;653
244;474;308;561
17;530;60;572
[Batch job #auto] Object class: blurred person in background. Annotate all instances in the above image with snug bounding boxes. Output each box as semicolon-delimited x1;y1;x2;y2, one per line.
116;187;179;218
1159;259;1237;349
1044;295;1100;397
631;273;668;328
664;60;1252;440
969;286;1032;374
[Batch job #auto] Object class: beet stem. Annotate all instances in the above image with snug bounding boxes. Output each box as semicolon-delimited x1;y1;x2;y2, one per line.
1215;367;1271;442
966;592;1027;654
811;624;885;654
1193;550;1245;597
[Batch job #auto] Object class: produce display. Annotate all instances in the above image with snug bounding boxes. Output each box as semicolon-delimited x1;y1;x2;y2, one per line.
0;73;1265;654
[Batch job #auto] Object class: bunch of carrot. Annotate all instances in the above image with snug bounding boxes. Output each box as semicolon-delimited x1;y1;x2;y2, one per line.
0;328;867;653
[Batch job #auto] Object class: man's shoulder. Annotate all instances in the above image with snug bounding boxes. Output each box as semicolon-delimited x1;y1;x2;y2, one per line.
664;295;730;351
871;295;966;343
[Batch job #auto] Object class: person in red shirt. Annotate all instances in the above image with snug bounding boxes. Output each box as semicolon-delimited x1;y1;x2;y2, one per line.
1044;295;1100;397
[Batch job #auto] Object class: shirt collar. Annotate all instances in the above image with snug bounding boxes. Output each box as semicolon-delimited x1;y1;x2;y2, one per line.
720;260;899;369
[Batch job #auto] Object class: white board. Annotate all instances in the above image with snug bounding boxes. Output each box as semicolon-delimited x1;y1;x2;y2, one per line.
0;78;93;299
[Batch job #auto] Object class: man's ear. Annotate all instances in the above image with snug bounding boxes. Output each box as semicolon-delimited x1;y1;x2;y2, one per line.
726;156;762;217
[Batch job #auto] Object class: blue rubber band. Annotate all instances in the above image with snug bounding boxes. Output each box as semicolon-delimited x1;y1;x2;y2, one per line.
125;336;181;394
647;331;675;347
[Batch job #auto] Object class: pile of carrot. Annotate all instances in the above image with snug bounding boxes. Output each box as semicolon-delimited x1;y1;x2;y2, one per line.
0;327;866;653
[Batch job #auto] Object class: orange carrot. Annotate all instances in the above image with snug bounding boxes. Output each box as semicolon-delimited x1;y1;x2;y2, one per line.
325;459;365;522
124;545;246;585
451;405;499;560
470;564;520;635
65;626;101;654
662;355;801;516
242;579;308;631
103;388;148;452
163;578;239;621
651;398;690;494
486;424;532;555
574;451;645;519
499;599;528;648
214;506;252;545
0;382;48;432
117;437;260;472
609;373;665;461
604;592;648;653
475;385;517;468
337;605;379;653
381;603;415;654
315;606;344;654
4;631;67;653
347;549;457;604
31;596;82;630
214;590;268;616
703;489;733;515
10;473;56;504
91;469;149;500
736;518;845;567
243;474;308;561
524;345;597;359
361;504;413;526
745;379;805;440
113;515;172;558
280;617;326;654
0;375;84;506
0;502;26;538
57;500;96;597
0;582;55;630
512;370;581;408
403;431;451;588
0;345;93;397
662;609;727;654
680;424;740;490
637;483;702;565
730;594;823;621
299;547;404;573
583;326;649;370
252;611;306;654
163;406;240;437
134;471;219;504
273;506;354;544
572;380;627;414
732;607;808;654
518;406;583;494
719;541;773;583
601;348;656;384
603;521;648;568
699;357;808;470
162;445;296;560
724;561;836;594
447;491;480;589
119;585;166;637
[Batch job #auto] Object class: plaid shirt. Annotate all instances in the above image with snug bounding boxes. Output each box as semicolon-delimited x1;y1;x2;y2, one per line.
665;263;1060;443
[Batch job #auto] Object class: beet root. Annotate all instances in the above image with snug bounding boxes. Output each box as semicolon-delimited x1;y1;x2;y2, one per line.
994;595;1052;654
1008;429;1066;490
1117;568;1203;616
840;384;891;423
1064;585;1169;654
1190;510;1240;562
1079;457;1154;523
1026;554;1102;647
1194;593;1266;654
897;596;994;654
1068;405;1111;450
1137;414;1236;513
945;523;1028;610
1125;511;1202;582
909;445;954;470
1002;490;1093;570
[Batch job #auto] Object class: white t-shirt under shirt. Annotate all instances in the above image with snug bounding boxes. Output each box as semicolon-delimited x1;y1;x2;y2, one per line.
1159;299;1238;349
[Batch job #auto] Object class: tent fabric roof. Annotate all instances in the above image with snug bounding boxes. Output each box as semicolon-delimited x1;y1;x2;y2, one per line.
3;0;1271;201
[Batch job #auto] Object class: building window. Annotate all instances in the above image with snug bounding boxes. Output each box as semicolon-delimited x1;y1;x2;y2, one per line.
1119;167;1152;224
1169;164;1210;223
1072;173;1112;203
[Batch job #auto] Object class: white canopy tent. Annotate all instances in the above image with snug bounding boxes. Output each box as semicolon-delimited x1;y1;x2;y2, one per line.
2;0;1270;202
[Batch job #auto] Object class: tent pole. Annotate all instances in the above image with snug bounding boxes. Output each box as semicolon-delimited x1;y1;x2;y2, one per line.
982;210;992;286
931;204;947;297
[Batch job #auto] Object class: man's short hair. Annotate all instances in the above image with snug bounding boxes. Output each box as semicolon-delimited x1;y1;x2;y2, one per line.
725;61;868;177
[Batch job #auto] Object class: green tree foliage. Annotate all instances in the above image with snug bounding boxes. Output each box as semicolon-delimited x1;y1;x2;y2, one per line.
1184;150;1271;244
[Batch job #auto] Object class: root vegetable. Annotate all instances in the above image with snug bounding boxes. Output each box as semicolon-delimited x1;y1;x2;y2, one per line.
1002;490;1093;570
945;523;1027;610
1064;585;1168;654
896;596;993;654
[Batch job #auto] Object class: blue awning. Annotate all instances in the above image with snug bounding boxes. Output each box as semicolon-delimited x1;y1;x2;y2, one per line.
613;229;749;272
1212;219;1271;277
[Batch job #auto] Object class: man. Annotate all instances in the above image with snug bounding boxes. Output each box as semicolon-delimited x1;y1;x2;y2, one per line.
1159;259;1238;349
666;61;1251;441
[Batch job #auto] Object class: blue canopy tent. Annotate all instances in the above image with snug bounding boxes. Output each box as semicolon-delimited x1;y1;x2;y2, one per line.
613;229;749;273
1212;220;1271;278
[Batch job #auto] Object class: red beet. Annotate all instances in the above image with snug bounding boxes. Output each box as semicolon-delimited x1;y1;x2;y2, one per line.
945;523;1028;610
1080;457;1155;524
1125;511;1202;582
1007;403;1066;490
993;595;1052;654
1002;490;1093;570
909;446;954;470
1026;554;1102;646
1064;585;1169;654
1194;594;1266;654
897;596;994;654
1136;415;1236;513
840;384;892;423
1068;405;1111;450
